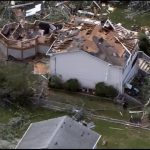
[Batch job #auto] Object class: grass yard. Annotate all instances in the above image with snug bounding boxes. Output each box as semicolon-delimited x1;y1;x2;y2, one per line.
0;107;67;124
48;90;131;121
0;106;150;149
0;107;67;139
109;4;150;29
94;119;150;149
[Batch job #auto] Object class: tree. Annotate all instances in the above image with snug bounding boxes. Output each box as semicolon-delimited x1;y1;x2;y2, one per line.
64;79;80;92
139;34;150;56
0;63;38;108
140;76;150;103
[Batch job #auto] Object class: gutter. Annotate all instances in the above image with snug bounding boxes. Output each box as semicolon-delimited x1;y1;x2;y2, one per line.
92;135;102;149
105;64;111;82
15;123;33;149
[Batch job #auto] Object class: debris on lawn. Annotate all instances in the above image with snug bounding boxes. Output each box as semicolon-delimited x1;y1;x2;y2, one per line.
109;127;124;130
102;139;108;146
119;111;123;117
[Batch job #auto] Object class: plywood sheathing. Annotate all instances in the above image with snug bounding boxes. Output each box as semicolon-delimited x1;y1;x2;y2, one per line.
78;24;125;57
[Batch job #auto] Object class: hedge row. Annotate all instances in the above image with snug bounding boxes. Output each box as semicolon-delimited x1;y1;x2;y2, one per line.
95;82;118;98
48;75;118;98
48;75;80;92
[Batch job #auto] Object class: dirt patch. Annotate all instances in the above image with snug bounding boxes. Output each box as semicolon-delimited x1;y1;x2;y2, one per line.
34;61;49;75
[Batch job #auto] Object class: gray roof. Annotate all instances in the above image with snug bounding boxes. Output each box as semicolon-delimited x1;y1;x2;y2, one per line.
15;116;101;149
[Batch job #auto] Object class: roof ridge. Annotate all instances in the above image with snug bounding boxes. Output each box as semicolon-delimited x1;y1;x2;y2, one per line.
46;116;67;148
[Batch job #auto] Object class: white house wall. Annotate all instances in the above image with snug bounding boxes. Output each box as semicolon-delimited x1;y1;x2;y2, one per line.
107;65;123;92
50;51;123;92
22;48;36;59
8;48;22;58
0;42;50;59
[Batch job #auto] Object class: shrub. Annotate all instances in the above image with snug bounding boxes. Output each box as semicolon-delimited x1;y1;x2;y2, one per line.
64;79;80;92
48;75;62;89
139;34;150;56
95;82;107;97
0;63;38;108
95;82;118;98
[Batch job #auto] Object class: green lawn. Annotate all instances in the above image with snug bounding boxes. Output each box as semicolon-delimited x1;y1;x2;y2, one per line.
94;119;150;149
48;90;131;121
0;107;67;139
0;107;150;149
0;107;66;124
109;4;150;29
0;108;14;124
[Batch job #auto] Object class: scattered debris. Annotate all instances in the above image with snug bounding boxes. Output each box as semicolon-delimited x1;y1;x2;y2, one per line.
109;127;124;130
81;120;95;129
144;98;150;107
102;140;108;146
119;111;123;117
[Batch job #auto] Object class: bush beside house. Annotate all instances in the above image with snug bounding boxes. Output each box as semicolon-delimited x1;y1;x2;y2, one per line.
64;79;80;92
48;77;118;98
48;75;63;89
95;82;118;98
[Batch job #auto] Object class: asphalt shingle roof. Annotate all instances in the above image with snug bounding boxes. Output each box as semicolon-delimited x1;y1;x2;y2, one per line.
16;116;101;149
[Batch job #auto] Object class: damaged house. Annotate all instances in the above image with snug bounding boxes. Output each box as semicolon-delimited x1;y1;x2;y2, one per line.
47;17;150;93
0;19;61;60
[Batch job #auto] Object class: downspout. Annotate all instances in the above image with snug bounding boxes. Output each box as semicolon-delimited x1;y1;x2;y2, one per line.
105;64;111;82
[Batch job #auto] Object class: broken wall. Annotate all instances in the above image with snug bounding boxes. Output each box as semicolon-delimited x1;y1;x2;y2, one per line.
37;45;49;54
7;48;22;58
22;48;36;59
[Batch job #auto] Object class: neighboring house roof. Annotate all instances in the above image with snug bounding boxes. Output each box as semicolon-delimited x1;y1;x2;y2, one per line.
0;20;57;50
15;116;101;149
49;17;138;67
